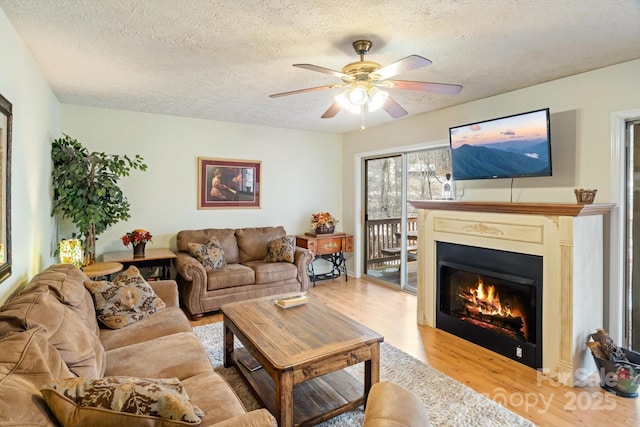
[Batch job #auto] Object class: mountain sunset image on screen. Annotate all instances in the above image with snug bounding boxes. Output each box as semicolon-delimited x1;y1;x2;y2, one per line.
449;108;551;181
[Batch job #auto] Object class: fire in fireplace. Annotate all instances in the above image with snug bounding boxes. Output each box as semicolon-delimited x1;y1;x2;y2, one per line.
456;273;530;341
436;242;542;369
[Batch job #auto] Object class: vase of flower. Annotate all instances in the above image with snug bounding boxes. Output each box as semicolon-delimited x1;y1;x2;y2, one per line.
132;242;146;258
315;224;335;234
311;212;338;234
122;228;152;258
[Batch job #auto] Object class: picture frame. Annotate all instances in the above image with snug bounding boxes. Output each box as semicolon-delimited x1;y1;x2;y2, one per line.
198;157;261;209
0;93;11;283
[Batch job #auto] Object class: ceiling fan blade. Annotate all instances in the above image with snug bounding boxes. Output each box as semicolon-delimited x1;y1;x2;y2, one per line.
321;101;342;119
389;80;463;95
375;55;432;80
382;96;408;118
293;64;351;79
269;84;338;98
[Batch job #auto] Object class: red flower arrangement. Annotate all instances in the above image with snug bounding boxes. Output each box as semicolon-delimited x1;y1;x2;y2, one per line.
121;229;152;246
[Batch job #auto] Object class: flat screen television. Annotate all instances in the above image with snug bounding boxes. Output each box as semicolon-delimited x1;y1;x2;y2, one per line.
449;108;552;181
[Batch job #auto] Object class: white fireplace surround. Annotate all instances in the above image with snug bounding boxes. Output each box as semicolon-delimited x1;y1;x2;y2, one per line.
410;201;614;387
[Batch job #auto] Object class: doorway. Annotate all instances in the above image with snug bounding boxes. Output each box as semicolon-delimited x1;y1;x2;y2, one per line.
626;120;640;351
363;146;452;292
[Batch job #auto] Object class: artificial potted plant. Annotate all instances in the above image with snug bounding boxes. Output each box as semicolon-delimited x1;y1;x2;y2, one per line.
51;134;147;264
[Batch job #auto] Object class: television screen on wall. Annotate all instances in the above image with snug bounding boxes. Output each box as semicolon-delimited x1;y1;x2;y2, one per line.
449;108;552;181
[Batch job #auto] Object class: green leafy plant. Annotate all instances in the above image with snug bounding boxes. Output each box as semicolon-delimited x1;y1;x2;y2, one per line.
51;134;147;263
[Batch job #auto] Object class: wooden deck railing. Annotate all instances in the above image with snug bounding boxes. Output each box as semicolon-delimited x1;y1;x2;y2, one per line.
366;216;417;266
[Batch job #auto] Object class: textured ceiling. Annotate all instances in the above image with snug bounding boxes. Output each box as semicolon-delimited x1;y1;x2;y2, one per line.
1;0;640;134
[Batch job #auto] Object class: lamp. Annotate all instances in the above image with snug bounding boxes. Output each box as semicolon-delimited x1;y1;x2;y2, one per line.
59;239;84;268
335;91;362;113
335;84;389;114
367;86;389;112
348;85;369;106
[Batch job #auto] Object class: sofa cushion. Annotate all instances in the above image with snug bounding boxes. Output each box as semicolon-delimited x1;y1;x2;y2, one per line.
244;260;298;285
23;263;101;336
104;332;213;380
41;376;203;426
206;264;255;291
0;328;75;425
180;372;252;425
0;327;73;382
0;374;54;425
85;266;166;329
0;286;106;378
236;226;286;263
177;228;239;264
99;306;193;351
264;235;295;263
187;238;227;271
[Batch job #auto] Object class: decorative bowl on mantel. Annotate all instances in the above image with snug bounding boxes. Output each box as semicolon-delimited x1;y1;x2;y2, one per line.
574;188;597;204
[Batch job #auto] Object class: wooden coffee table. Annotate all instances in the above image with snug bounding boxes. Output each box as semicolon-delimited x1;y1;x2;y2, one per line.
221;296;384;427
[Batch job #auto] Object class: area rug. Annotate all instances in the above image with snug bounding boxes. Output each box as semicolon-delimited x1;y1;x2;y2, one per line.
193;322;535;427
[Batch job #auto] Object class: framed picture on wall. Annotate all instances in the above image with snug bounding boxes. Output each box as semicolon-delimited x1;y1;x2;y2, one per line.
197;157;261;209
0;93;11;283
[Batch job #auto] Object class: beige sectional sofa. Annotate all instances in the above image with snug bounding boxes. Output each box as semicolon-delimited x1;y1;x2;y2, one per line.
175;226;313;319
0;264;276;426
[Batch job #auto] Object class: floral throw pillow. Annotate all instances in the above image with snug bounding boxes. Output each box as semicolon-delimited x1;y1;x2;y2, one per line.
84;266;166;329
41;376;204;426
187;238;226;271
264;235;296;263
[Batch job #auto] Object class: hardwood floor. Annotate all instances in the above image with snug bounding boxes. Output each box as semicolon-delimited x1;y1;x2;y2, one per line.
190;276;640;426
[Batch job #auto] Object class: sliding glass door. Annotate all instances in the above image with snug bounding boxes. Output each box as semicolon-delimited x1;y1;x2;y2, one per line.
364;155;404;288
403;148;452;292
363;146;452;292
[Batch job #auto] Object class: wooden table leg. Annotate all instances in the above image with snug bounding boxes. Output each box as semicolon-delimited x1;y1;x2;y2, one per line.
276;370;294;427
364;342;380;409
223;318;234;368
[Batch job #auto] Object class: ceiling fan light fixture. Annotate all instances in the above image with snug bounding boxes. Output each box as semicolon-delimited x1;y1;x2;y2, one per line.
367;86;389;112
270;39;462;124
348;86;369;106
335;91;361;114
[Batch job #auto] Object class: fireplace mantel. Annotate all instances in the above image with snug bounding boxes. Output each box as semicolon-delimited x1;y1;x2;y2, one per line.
411;200;614;386
409;200;614;217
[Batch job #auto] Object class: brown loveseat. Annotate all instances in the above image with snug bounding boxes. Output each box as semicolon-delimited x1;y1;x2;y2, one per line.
175;226;313;319
0;264;276;426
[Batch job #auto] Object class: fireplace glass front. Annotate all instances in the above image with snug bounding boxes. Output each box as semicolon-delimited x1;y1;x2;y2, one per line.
436;242;542;369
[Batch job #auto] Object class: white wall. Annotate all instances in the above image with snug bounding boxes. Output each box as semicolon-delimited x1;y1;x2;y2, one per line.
0;9;60;304
60;105;343;256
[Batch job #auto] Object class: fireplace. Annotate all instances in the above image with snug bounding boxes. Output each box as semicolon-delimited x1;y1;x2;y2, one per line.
436;242;542;369
411;201;613;386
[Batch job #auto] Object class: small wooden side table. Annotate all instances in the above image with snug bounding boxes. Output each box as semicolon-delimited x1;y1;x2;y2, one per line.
102;248;177;280
295;232;353;285
82;261;123;279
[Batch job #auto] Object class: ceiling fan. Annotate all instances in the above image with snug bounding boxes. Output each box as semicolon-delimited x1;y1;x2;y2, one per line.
269;39;463;120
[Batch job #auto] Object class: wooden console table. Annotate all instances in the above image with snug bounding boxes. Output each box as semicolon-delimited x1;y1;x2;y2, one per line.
296;233;353;285
102;248;176;280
